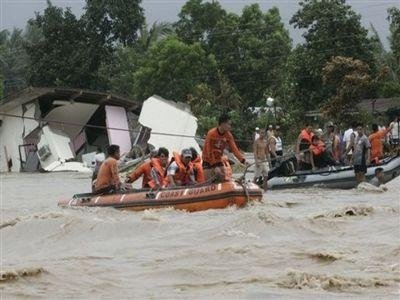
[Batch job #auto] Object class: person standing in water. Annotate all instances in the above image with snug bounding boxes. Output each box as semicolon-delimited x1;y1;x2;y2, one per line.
253;128;270;190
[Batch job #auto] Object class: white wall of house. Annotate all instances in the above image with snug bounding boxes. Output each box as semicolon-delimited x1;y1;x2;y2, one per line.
0;104;38;172
139;95;200;154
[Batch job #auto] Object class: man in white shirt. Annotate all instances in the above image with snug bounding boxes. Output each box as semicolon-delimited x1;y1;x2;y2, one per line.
390;116;399;146
254;127;260;141
343;122;358;164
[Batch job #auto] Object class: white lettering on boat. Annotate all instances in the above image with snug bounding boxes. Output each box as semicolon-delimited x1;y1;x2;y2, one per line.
159;185;217;199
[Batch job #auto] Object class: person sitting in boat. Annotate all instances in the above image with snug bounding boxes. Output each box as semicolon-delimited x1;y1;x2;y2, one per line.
369;123;394;164
148;147;170;189
93;144;122;194
167;148;196;187
202;113;247;182
125;149;159;188
309;135;337;170
190;147;205;183
296;123;314;170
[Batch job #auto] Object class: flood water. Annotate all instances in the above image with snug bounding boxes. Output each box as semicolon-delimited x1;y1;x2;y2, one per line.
1;172;399;299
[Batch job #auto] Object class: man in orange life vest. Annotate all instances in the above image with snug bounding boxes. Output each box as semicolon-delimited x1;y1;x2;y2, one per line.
148;147;170;189
125;149;158;188
368;123;393;164
309;135;337;170
202;114;247;181
190;147;205;183
94;144;122;194
167;148;196;186
296;123;314;169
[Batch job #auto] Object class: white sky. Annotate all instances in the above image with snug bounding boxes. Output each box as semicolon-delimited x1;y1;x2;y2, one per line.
0;0;399;47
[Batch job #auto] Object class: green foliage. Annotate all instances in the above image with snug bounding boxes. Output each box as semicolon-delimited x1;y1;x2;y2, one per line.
24;0;145;90
322;56;372;124
109;22;174;97
0;71;3;99
132;36;217;102
26;4;107;89
175;0;227;45
0;28;33;94
83;0;145;46
288;0;376;109
387;7;400;78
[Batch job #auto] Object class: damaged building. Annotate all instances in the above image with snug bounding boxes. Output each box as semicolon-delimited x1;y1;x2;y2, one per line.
0;87;200;173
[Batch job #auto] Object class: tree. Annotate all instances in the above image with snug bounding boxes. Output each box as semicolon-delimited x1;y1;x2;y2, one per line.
83;0;145;46
132;36;217;102
322;56;372;124
109;22;174;96
288;0;376;109
388;7;400;72
0;27;35;94
25;3;105;89
175;0;226;46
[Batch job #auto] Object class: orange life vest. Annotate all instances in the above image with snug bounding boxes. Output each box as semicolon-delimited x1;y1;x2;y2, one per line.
148;158;168;188
369;130;386;160
310;141;325;156
128;161;152;188
192;156;205;183
170;152;194;185
300;129;313;143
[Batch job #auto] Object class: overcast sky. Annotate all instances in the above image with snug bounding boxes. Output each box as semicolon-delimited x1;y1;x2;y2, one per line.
1;0;399;47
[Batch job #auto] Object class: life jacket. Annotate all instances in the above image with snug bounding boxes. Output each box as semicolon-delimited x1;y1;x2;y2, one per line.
299;129;314;151
369;130;387;159
170;151;194;185
192;156;205;183
310;141;325;156
128;161;152;188
300;129;313;143
148;158;168;188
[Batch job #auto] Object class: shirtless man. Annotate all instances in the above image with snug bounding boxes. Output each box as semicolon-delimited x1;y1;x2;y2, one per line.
253;129;270;190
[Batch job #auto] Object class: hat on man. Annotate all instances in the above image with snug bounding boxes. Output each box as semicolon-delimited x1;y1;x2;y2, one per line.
255;127;260;131
181;148;192;158
327;121;334;127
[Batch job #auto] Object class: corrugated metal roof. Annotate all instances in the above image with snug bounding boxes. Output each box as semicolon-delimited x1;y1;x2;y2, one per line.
0;86;141;112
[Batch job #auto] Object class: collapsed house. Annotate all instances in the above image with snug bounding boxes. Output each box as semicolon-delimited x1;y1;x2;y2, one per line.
0;87;200;173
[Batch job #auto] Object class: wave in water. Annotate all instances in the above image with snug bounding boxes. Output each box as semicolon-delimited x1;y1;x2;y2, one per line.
0;211;67;230
0;267;46;283
277;270;393;291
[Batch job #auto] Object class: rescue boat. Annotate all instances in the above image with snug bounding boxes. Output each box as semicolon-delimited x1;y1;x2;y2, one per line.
58;181;263;212
267;155;400;189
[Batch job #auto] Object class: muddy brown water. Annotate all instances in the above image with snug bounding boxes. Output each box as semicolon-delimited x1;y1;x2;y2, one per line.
1;172;399;299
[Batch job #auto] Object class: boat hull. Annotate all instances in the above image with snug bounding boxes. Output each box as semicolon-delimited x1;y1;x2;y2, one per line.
58;181;263;212
268;156;400;190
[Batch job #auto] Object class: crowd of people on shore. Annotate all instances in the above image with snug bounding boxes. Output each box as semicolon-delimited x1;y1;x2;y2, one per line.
252;115;399;185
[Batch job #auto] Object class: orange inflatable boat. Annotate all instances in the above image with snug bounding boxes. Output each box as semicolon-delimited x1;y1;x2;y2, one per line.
58;181;263;212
